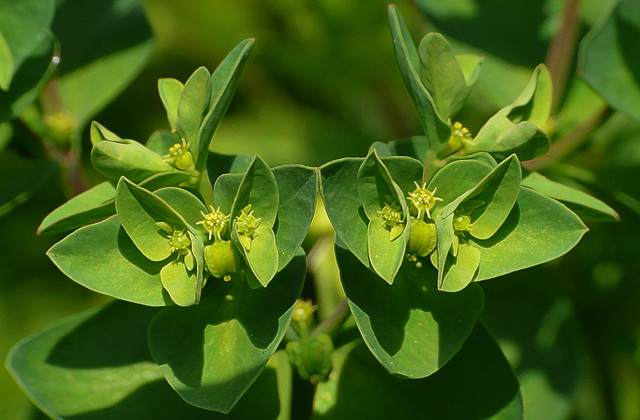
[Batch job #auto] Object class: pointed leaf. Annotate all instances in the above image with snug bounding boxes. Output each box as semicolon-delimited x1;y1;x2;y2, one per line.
471;189;588;281
148;251;306;413
90;121;123;146
320;158;369;267
91;139;176;184
195;39;255;172
522;170;619;221
273;164;318;270
388;5;450;148
497;64;552;127
336;244;484;378
115;177;188;261
469;115;551;161
38;181;115;235
312;324;521;420
6;301;240;419
207;151;253;188
158;78;184;131
230;155;279;228
47;216;170;306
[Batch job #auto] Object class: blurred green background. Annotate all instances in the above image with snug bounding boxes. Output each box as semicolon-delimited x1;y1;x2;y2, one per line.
3;0;640;418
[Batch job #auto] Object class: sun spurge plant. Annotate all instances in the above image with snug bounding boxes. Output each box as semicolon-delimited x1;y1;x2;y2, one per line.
6;4;621;419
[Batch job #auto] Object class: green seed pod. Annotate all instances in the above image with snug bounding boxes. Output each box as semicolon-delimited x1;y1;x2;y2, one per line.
407;218;437;258
172;150;194;171
204;240;242;281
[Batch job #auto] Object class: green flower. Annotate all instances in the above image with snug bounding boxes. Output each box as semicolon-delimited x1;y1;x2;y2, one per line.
407;182;443;220
235;205;262;251
197;206;229;241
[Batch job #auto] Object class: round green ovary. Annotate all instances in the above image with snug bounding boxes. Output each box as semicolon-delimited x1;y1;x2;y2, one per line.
168;230;191;255
204;240;242;281
407;218;437;259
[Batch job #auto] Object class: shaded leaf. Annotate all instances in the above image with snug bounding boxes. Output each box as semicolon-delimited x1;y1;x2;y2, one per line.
148;251;306;413
160;259;198;307
232;224;279;287
0;154;57;217
313;324;521;420
335;243;484;378
319;157;369;267
230;155;279;228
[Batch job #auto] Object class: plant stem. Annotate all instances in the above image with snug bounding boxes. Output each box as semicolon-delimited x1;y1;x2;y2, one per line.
310;298;349;339
545;0;582;114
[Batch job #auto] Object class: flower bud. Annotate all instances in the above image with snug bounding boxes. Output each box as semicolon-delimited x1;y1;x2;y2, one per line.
204;240;242;281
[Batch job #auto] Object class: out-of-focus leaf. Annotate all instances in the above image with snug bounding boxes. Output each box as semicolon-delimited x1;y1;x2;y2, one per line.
0;154;58;217
52;0;154;135
148;251;306;413
0;33;57;122
335;243;484;378
579;0;640;122
0;0;54;90
0;121;12;151
47;215;170;306
313;324;521;419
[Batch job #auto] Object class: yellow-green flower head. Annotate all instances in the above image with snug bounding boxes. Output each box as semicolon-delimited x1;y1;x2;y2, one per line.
236;205;261;238
448;121;473;149
407;182;443;220
453;213;472;233
163;138;194;171
377;202;403;228
292;299;317;324
197;206;229;241
168;230;191;255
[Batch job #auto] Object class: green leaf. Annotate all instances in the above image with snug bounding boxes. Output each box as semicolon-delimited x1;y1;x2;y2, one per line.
442;154;522;240
335;244;484;378
0;121;12;152
154;186;208;228
380;156;424;196
207;150;253;187
47;215;170;306
434;241;481;292
230;155;279;228
232;224;279;287
160;259;198;307
52;0;154;135
177;66;211;146
468;115;551;162
115;177;188;262
0;0;54;90
91;139;177;184
90;121;122;146
357;151;407;222
6;301;245;419
37;181;115;235
158;78;184;131
387;5;451;148
320;158;369;267
273;164;318;270
427;158;493;206
522;171;619;222
147;250;306;413
367;220;407;284
195;39;255;172
312;324;521;420
418;33;481;120
497;64;552;128
433;213;456;289
214;172;244;214
471;189;588;281
0;154;58;218
579;0;640;122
